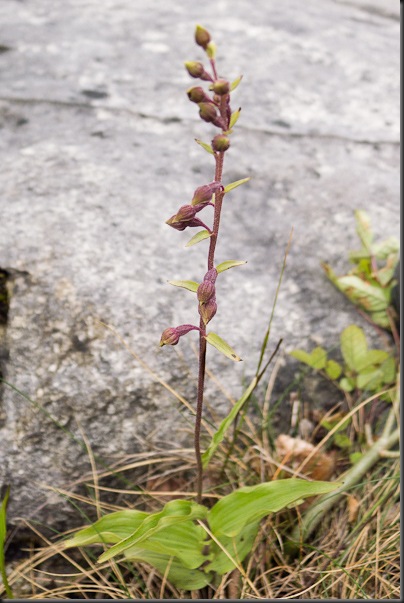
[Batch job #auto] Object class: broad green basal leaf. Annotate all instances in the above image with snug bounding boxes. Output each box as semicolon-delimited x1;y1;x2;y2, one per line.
208;479;340;538
64;509;148;548
98;500;207;563
123;548;212;590
204;520;260;575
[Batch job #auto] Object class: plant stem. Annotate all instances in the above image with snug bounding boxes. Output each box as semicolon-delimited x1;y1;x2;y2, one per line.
195;105;227;500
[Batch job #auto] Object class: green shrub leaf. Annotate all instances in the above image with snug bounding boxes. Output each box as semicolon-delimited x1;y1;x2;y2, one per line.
290;347;327;370
355;210;373;249
340;325;368;372
334;276;389;312
325;359;343;380
204;332;242;362
208;479;340;538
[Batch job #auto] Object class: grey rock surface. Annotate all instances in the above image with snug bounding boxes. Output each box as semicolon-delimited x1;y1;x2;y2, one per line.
0;0;399;528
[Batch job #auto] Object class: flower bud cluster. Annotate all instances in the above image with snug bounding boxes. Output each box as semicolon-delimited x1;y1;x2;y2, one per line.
184;26;233;135
197;268;218;325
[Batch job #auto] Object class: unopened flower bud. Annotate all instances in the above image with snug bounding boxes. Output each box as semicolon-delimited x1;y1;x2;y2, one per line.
191;181;223;205
211;79;230;96
197;280;216;303
212;134;230;152
187;86;211;104
166;205;196;228
198;102;218;123
195;25;211;49
185;61;212;81
160;324;199;347
198;297;217;325
159;327;180;347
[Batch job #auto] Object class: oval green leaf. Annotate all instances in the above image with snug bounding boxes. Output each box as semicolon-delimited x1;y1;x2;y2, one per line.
224;177;250;193
216;260;247;274
168;280;199;292
229;108;241;129
195;139;214;155
204;332;242;362
340;325;368;371
230;75;243;91
185;230;212;248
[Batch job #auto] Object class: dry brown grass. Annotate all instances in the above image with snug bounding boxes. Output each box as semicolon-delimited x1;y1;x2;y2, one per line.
1;344;400;599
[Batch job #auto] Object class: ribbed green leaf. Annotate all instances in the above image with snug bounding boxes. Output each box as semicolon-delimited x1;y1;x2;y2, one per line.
208;479;340;538
204;521;260;574
98;500;207;563
334;276;389;312
64;509;148;548
123;548;212;590
216;260;247;273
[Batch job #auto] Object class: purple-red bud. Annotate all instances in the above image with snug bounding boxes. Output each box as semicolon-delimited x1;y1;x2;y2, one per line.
166;205;196;228
203;268;218;283
198;297;217;325
195;25;211;49
212;134;231;152
160;324;199;347
191;181;223;206
187;86;211;104
211;79;230;96
159;327;180;347
197;280;216;303
185;61;212;81
198;102;218;123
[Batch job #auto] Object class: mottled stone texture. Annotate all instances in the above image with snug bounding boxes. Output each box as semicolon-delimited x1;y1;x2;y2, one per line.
0;0;399;527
